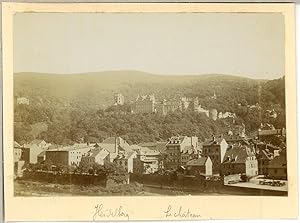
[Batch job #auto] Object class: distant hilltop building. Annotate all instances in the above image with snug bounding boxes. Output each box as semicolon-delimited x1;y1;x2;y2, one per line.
132;94;156;114
114;93;124;105
211;91;217;100
156;97;190;115
218;111;236;119
131;94;217;119
16;97;29;105
194;105;210;117
209;109;218;121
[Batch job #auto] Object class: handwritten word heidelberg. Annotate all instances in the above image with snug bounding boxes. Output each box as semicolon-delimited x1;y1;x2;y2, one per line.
92;204;130;221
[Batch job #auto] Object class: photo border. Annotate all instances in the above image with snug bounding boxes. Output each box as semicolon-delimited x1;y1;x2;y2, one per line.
2;2;298;221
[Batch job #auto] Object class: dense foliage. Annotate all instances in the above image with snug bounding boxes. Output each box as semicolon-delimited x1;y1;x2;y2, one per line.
14;72;286;145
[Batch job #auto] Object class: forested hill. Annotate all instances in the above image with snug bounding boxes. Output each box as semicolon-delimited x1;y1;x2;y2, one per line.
14;71;284;112
14;71;286;145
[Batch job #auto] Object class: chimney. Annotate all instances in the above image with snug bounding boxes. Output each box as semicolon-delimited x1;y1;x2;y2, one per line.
115;137;119;154
212;135;215;142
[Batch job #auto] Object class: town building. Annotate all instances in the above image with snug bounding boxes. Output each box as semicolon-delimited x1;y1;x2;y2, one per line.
132;95;156;114
20;139;51;164
256;149;273;176
267;154;287;180
165;136;200;170
202;136;228;174
45;144;92;166
37;151;46;163
221;145;258;177
186;156;213;177
224;134;251;146
14;141;22;162
114;93;125;105
99;137;131;161
139;141;167;153
114;151;137;173
21;143;43;164
80;148;110;166
132;146;161;174
258;127;286;145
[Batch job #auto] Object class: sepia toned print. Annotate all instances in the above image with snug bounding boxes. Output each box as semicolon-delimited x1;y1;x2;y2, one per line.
12;11;288;197
3;2;297;221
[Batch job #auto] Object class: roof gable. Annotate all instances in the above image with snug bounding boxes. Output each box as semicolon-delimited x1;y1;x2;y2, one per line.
186;157;208;166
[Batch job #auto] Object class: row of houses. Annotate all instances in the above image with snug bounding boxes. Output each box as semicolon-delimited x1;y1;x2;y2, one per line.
14;129;287;180
14;137;163;175
160;131;286;180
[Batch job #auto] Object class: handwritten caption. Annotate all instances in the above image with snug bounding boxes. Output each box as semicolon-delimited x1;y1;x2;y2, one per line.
163;205;202;219
92;204;130;221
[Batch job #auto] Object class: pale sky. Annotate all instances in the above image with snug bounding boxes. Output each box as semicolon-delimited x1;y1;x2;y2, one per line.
14;12;284;79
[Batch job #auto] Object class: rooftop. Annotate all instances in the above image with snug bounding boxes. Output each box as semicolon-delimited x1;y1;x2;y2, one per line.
47;144;93;152
222;145;256;164
114;151;136;160
203;136;225;146
84;148;109;159
268;155;287;168
186;157;209;166
14;141;21;148
167;136;186;145
30;139;45;145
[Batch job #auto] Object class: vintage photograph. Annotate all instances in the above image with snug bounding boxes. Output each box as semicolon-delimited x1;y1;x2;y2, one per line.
12;10;288;197
2;2;298;221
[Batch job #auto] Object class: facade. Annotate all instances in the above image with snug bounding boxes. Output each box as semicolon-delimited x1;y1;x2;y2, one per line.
14;141;22;162
99;137;131;161
45;145;92;166
114;93;124;105
132;146;161;174
132;95;156;114
202;136;228;174
256;149;273;175
186;156;213;177
21;139;51;164
164;100;183;114
156;97;192;115
268;154;287;180
21;143;43;164
221;145;258;177
114;151;137;173
165;136;200;170
37;151;46;163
